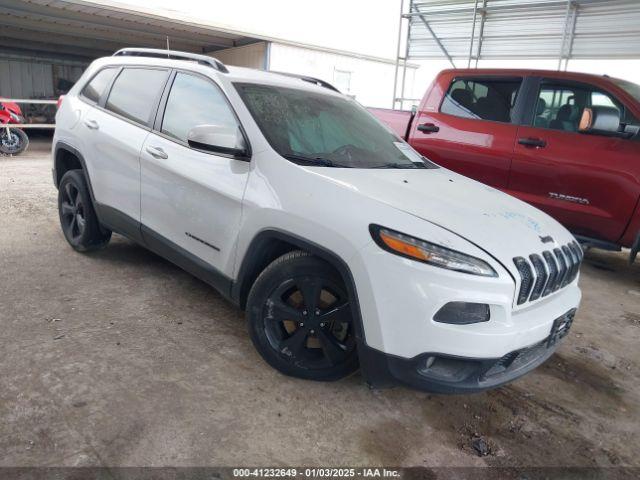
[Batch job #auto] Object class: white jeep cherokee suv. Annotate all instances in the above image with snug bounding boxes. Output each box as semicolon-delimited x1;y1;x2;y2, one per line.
53;48;582;393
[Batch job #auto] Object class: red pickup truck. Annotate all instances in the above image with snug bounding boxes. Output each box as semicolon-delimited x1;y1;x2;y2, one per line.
370;69;640;261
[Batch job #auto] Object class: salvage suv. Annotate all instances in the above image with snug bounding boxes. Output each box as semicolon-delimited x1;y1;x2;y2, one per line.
53;48;582;393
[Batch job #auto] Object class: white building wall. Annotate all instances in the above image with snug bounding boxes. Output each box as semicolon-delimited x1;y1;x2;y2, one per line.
212;42;267;70
268;42;416;108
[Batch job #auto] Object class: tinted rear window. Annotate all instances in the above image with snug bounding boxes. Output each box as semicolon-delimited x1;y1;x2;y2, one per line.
440;77;522;123
81;68;118;104
105;68;168;125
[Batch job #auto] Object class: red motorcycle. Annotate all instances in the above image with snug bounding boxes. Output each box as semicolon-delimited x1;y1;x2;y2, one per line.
0;99;29;155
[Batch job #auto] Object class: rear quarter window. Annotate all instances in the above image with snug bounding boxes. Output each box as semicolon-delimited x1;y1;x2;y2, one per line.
81;67;118;104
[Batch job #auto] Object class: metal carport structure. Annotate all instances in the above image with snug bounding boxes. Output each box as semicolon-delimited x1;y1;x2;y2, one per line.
1;0;415;107
394;0;640;107
0;0;267;99
0;0;262;62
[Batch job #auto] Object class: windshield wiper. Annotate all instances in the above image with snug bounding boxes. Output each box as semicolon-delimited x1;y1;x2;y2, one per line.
282;153;353;168
371;162;425;169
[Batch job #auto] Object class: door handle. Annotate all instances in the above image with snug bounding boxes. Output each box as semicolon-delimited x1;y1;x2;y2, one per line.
518;137;546;148
145;146;168;159
417;123;440;133
83;119;99;130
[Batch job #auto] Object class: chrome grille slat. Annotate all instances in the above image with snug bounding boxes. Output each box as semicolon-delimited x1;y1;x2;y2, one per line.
562;245;578;287
553;248;568;291
513;257;534;305
572;241;584;262
528;254;547;301
571;242;583;280
513;242;582;306
542;250;558;297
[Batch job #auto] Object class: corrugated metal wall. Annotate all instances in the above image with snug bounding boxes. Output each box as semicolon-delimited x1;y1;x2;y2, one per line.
0;57;85;99
408;0;640;60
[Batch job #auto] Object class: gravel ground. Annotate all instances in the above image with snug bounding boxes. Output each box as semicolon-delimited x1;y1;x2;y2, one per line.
1;138;639;471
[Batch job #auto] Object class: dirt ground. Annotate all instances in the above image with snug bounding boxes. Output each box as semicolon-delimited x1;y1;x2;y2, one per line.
1;138;639;470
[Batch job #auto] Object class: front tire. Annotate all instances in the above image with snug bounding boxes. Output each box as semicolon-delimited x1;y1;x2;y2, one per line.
247;251;359;381
0;127;29;155
58;169;111;252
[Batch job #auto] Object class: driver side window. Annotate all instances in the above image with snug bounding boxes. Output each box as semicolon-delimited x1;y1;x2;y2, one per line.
534;81;636;133
161;73;239;143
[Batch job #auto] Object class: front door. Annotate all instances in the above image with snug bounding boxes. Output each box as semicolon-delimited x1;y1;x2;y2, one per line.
509;79;640;243
140;71;251;278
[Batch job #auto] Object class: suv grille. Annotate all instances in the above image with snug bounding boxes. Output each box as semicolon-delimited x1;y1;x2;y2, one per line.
513;241;583;305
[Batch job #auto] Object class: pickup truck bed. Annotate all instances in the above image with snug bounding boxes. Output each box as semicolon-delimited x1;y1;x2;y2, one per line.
367;107;414;140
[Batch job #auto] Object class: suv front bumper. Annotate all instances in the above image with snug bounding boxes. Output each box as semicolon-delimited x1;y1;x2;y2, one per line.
360;309;575;394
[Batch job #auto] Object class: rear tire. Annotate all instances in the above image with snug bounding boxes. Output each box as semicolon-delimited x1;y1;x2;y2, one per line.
247;251;359;381
0;128;29;155
58;169;111;252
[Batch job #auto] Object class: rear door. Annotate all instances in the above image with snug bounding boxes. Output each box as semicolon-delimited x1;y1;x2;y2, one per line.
81;66;169;231
509;78;640;243
408;74;524;188
140;70;251;278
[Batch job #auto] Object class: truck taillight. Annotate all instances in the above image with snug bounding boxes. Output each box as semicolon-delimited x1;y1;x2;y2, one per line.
56;95;65;109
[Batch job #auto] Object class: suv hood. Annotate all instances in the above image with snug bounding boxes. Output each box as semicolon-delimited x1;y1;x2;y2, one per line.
309;167;575;274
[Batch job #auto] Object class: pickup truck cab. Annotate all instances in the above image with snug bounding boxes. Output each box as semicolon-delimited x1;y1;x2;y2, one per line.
371;69;640;260
54;52;582;393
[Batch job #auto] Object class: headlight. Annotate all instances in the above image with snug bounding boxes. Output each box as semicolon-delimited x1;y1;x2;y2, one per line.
9;111;21;122
370;225;497;277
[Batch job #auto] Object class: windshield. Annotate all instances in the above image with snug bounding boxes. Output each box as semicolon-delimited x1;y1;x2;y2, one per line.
235;83;437;169
613;78;640;104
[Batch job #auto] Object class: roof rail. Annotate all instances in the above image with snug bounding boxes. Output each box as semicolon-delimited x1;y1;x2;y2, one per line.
113;48;228;74
272;71;340;92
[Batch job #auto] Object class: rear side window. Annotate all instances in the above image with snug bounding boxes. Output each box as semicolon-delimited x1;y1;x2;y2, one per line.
161;72;238;142
440;77;522;123
105;68;168;125
81;68;118;104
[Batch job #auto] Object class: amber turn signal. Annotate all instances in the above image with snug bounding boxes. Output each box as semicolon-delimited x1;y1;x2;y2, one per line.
379;229;431;261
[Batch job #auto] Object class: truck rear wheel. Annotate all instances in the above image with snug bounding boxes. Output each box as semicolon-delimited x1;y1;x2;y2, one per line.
246;251;359;381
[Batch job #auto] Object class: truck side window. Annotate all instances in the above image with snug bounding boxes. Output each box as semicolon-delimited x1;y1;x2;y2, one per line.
440;78;522;123
534;82;636;133
161;73;239;143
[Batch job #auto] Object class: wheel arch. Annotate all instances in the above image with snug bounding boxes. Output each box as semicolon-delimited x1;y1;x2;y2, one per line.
53;142;93;197
54;141;105;229
233;229;395;387
233;230;365;339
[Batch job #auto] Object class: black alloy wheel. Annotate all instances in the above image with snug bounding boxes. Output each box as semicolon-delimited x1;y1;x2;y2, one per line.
60;181;87;242
57;169;111;251
247;251;359;380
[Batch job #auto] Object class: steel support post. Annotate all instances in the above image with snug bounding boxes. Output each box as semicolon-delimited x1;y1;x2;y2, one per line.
467;0;479;68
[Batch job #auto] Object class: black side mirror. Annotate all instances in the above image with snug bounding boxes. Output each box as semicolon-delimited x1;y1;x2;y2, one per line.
187;124;249;158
